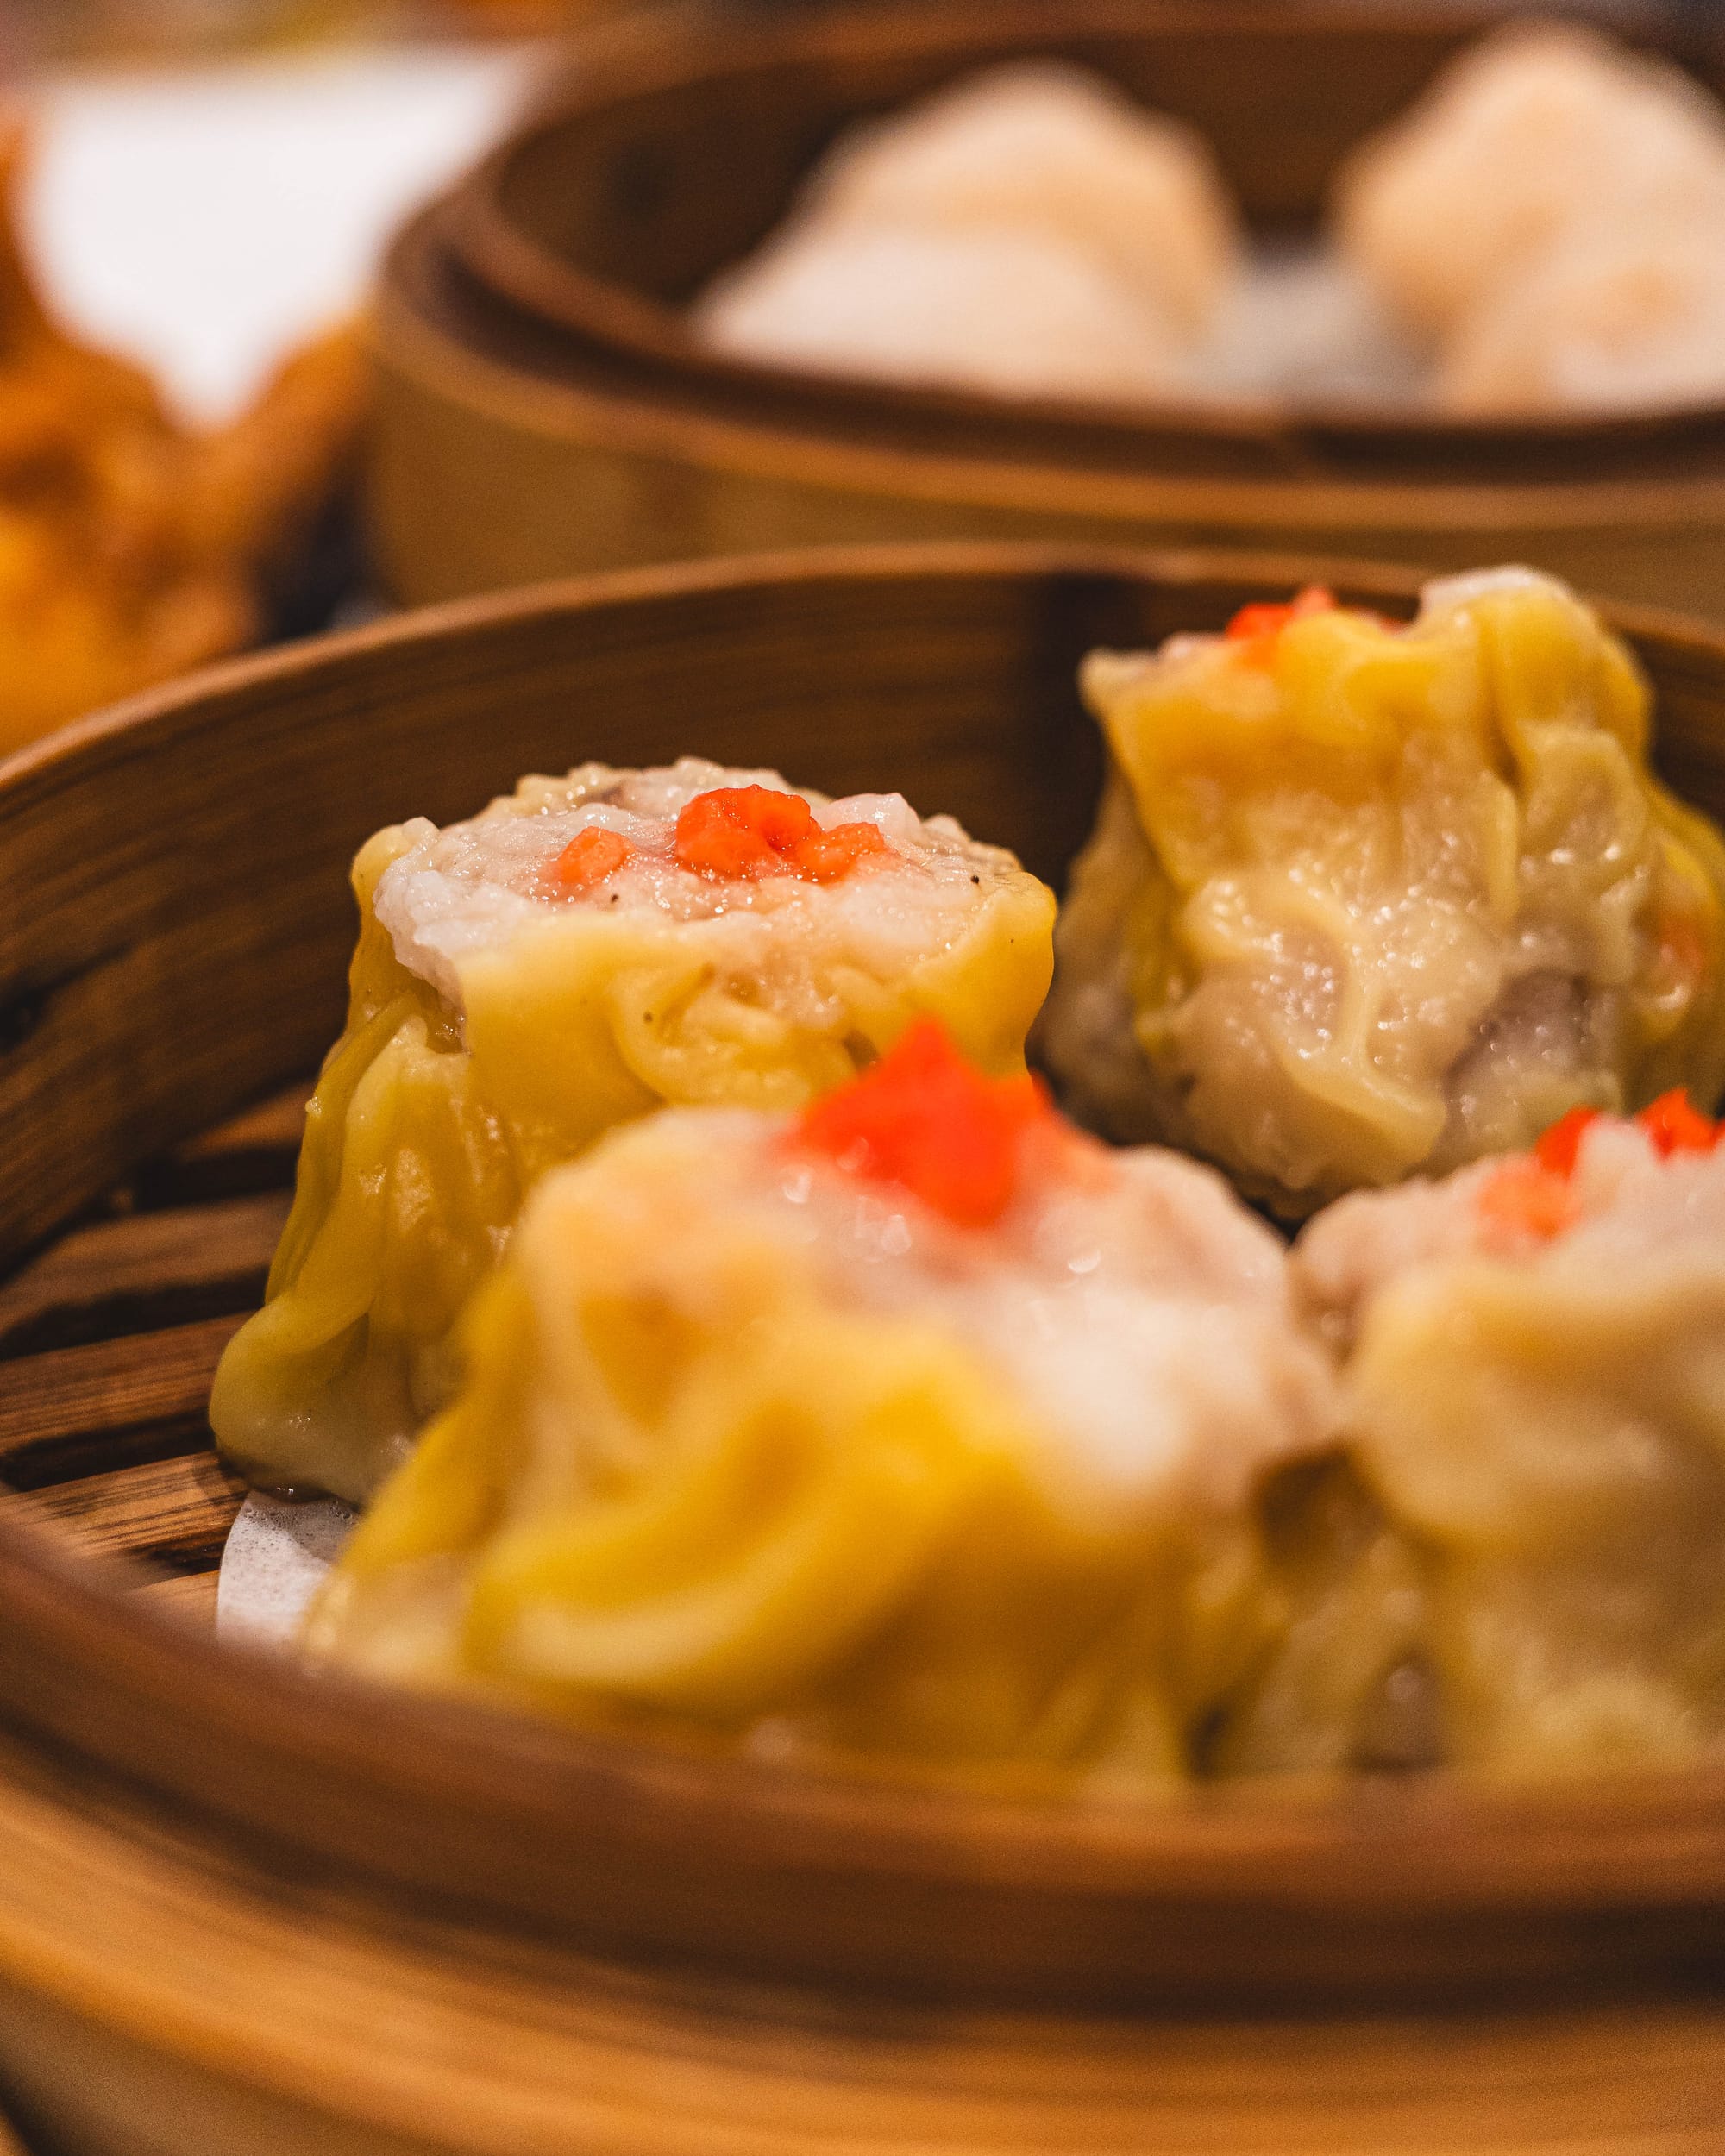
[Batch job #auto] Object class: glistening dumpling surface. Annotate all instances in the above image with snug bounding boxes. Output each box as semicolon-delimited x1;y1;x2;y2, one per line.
1039;570;1725;1216
1293;1097;1725;1767
209;760;1054;1506
306;1026;1338;1779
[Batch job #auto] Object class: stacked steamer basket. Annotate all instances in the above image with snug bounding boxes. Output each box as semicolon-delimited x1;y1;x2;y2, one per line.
373;2;1725;613
8;543;1725;2153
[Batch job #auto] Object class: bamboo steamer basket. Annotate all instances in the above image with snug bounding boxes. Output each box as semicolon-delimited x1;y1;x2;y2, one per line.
8;544;1725;2152
371;2;1725;614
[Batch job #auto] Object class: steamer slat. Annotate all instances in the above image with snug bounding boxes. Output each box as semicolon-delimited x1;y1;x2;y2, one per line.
0;1087;304;1649
131;1080;310;1209
0;1194;290;1360
0;1316;242;1486
6;1451;243;1571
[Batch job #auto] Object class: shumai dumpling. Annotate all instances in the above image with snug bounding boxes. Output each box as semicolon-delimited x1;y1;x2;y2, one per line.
1335;21;1725;342
1039;568;1725;1217
1295;1094;1725;1767
305;1024;1338;1780
693;61;1239;404
210;761;1055;1506
1440;223;1725;417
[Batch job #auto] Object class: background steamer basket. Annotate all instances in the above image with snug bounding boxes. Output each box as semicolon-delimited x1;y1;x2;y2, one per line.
372;0;1725;616
9;546;1725;2150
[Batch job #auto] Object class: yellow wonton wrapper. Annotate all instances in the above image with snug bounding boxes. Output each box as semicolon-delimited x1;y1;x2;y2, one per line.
304;1107;1335;1781
210;768;1055;1504
1350;1260;1725;1767
1289;1118;1725;1770
1041;567;1725;1215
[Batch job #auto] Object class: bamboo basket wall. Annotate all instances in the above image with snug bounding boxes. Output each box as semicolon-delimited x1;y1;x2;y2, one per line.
372;2;1725;615
8;546;1725;2151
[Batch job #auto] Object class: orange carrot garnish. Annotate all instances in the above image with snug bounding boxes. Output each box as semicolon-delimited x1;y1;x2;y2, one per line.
1224;585;1338;647
795;1019;1050;1230
1637;1089;1721;1158
674;786;890;886
551;826;632;893
1534;1106;1600;1180
1477;1158;1577;1245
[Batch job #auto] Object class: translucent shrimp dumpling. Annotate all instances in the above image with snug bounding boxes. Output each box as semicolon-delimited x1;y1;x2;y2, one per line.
1040;569;1725;1217
802;63;1239;336
306;1025;1339;1780
696;224;1189;407
1440;222;1725;417
1294;1094;1725;1767
210;761;1055;1506
694;62;1240;405
1335;20;1725;342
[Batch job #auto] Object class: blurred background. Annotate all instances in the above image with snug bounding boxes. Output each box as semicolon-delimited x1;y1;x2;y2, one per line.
1;0;1696;429
4;0;1725;758
9;0;591;61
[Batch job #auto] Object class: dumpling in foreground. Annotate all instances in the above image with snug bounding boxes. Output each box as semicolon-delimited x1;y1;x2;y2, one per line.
1295;1094;1725;1767
693;61;1239;404
210;761;1055;1506
305;1024;1339;1780
1039;568;1725;1216
1335;20;1725;342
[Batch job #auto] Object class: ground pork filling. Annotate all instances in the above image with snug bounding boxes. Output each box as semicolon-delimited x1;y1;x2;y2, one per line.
371;758;1024;1017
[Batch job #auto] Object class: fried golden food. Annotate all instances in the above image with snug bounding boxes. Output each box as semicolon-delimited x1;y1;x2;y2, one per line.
0;122;366;753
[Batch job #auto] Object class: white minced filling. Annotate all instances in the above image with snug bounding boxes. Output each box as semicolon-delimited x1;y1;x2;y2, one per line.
691;1118;1338;1522
372;757;1014;1017
1296;1115;1725;1347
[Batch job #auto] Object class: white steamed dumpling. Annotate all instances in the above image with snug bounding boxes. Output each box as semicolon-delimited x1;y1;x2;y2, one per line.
1337;19;1725;340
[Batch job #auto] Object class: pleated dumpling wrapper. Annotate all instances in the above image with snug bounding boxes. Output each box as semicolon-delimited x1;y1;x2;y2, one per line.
1294;1093;1725;1768
210;761;1056;1506
305;1024;1339;1781
1040;568;1725;1218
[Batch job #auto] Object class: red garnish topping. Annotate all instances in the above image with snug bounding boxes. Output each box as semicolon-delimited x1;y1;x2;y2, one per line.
1637;1088;1721;1157
794;819;890;884
794;1018;1051;1230
551;826;632;893
1478;1158;1577;1245
1224;585;1338;646
673;786;890;885
675;786;810;878
1534;1106;1600;1180
1484;1092;1723;1244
